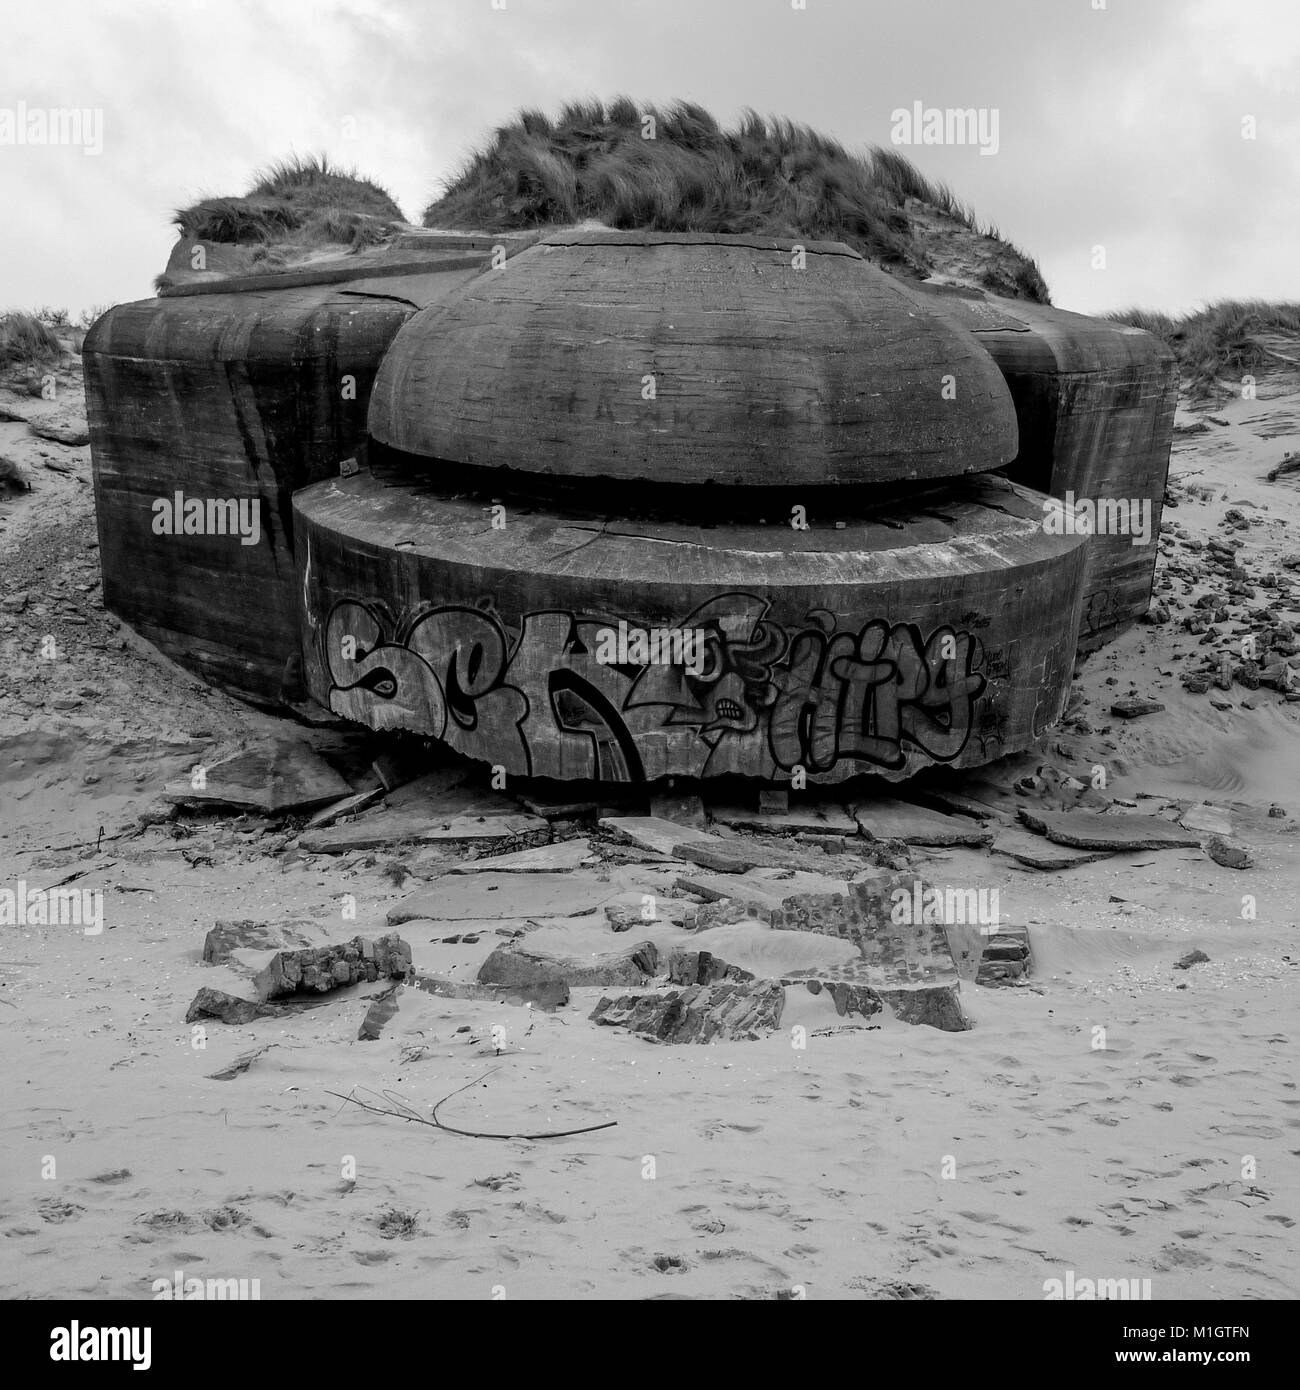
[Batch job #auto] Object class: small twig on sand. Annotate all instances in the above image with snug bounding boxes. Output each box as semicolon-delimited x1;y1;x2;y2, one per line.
326;1069;617;1142
41;862;116;891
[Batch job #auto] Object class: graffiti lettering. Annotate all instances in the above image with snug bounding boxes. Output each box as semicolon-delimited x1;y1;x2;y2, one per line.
322;594;987;782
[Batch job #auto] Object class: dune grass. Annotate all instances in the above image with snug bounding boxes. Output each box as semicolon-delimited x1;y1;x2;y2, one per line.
174;153;403;246
0;311;64;368
422;99;1049;302
1107;300;1300;397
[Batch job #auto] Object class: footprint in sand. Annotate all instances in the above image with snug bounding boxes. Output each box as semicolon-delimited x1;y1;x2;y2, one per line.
202;1205;249;1231
351;1249;394;1265
1154;1243;1212;1271
37;1198;84;1223
848;1277;940;1299
88;1168;132;1185
689;1214;726;1234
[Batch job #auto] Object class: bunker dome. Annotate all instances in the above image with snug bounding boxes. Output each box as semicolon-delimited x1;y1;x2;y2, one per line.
294;231;1092;785
367;231;1020;489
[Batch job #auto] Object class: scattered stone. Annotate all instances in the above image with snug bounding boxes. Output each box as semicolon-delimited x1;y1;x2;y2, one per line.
477;940;659;989
1269;804;1287;818
224;933;411;1002
1110;698;1165;719
852;797;994;847
163;738;354;815
990;827;1114;870
666;949;755;986
29;411;90;447
445;838;593;874
1205;835;1254;870
387;872;616;925
670;836;810;874
687;869;961;994
591;981;786;1043
303;788;385;831
408;970;568;1011
599;816;713;858
518;790;599;820
604;895;698;932
357;984;403;1041
1017;809;1202;851
1179;803;1233;837
370;752;418;793
1173;949;1210;970
201;918;316;966
302;807;546;854
977;926;1032;987
184;987;283;1026
709;802;858;836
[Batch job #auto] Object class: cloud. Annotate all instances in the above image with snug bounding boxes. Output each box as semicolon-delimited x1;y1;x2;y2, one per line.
0;0;1295;316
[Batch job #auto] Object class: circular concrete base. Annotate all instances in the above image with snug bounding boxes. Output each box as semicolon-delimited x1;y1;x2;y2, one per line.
293;469;1087;783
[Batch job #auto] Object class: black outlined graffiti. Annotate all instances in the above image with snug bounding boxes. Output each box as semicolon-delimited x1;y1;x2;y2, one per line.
322;594;987;781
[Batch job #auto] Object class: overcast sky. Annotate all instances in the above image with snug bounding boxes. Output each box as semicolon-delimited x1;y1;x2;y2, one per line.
1;0;1296;318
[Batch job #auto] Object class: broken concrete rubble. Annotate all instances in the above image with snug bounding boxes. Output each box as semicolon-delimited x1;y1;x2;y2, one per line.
387;871;617;925
163;738;354;815
590;981;785;1043
300;808;547;854
709;803;858;836
598;815;714;858
1205;835;1254;869
201;918;316;965
477;939;659;988
225;933;412;1000
1110;698;1165;719
851;797;994;847
666;949;755;986
977;926;1033;986
990;827;1114;870
1017;809;1202;851
444;838;593;874
185;933;412;1024
407;970;568;1011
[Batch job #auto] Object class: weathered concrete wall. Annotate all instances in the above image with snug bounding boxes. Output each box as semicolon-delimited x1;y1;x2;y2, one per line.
293;467;1088;783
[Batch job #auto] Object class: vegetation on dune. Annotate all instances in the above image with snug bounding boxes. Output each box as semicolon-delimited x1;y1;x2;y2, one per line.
1108;300;1300;398
422;99;1050;303
173;153;404;249
0;311;63;367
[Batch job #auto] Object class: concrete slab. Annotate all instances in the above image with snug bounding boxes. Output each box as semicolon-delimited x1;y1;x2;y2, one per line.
444;838;595;874
387;871;619;925
1018;809;1202;850
852;797;994;846
709;803;858;836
